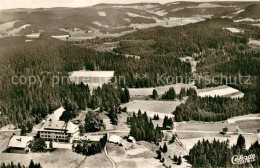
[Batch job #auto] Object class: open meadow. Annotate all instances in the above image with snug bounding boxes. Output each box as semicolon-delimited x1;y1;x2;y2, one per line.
179;134;260;151
0;132;15;153
175;118;260;151
128;84;195;97
235;120;260;133
122;100;184;118
0;149;112;168
106;136;163;168
227;114;260;123
176;121;238;132
197;85;244;98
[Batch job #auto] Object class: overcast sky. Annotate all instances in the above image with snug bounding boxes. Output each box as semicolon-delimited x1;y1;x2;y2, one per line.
0;0;258;10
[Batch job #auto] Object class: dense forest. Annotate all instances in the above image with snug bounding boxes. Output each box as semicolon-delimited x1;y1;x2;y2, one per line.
174;94;256;122
188;135;260;167
127;110;163;142
0;17;260;129
0;42;190;128
114;18;260;116
115;19;243;55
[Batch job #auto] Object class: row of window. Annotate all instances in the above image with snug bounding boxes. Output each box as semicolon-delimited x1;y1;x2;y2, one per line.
40;135;67;139
40;131;66;135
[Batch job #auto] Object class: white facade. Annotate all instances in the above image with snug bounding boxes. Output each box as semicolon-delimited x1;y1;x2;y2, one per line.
38;107;79;142
69;70;114;85
8;136;33;153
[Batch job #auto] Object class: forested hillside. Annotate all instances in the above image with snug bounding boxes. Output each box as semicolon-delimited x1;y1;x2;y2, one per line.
115;19;243;56
0;41;190;128
0;17;260;128
174;94;257;122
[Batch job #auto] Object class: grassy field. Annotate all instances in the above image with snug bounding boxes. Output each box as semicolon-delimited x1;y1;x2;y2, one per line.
235;119;260;133
248;39;260;46
0;149;112;168
176;132;228;139
113;112;130;131
227;114;260;123
122;100;183;118
197;85;244;98
0;132;14;153
179;134;260;151
176;121;238;132
128;83;195;97
106;139;163;168
99;112;115;130
176;119;260;151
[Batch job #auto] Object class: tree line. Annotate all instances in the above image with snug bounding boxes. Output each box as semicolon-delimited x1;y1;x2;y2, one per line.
1;160;42;168
188;135;260;167
127;110;163;142
174;94;256;122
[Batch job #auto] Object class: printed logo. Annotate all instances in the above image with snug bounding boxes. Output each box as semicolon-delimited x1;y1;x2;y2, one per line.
231;154;256;165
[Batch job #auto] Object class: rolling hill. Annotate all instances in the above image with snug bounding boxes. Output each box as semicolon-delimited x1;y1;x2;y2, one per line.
0;1;260;42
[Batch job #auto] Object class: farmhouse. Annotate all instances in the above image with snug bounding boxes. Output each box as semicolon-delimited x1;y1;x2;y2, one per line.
108;135;122;144
38;107;79;143
8;136;33;154
84;134;104;142
69;69;114;87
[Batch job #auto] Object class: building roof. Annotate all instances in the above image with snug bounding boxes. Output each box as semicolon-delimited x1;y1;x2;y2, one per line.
45;120;66;130
66;121;79;134
39;107;79;132
52;107;65;121
45;107;65;121
108;135;122;144
69;70;114;78
8;136;33;148
84;134;103;142
40;107;66;130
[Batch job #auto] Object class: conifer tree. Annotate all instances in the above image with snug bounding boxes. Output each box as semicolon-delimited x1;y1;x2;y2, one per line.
152;89;158;100
162;142;168;153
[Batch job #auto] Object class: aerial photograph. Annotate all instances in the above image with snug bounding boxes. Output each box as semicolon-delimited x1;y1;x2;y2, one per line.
0;0;260;167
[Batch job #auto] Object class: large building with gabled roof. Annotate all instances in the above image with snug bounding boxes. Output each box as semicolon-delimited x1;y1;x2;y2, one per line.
38;107;79;143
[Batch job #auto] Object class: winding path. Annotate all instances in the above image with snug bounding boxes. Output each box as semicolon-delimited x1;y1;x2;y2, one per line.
104;132;117;168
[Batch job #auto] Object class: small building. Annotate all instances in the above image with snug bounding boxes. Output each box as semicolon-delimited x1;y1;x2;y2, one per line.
127;136;136;143
8;136;33;154
108;135;122;145
83;134;104;142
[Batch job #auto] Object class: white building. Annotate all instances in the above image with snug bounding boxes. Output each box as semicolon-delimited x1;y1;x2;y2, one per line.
8;136;33;153
69;70;114;88
38;107;79;143
108;135;122;144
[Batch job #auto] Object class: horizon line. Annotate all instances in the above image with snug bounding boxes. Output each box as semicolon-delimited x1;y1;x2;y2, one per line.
1;0;259;10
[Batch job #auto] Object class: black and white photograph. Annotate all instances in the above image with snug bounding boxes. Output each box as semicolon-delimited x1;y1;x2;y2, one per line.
0;0;260;167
